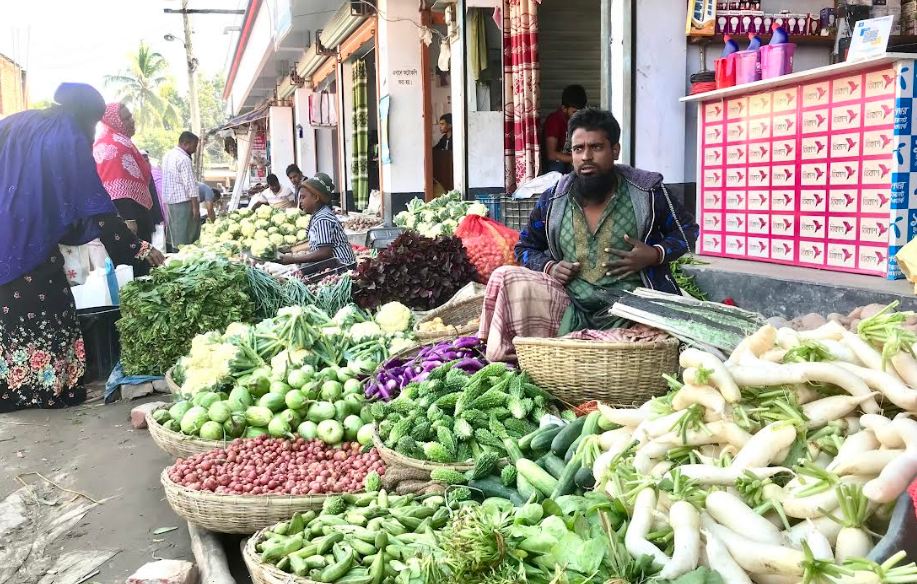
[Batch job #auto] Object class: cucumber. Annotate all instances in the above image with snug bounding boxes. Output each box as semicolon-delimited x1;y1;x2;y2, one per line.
468;476;524;505
564;436;583;462
551;416;587;456
518;426;548;451
552;412;601;498
516;458;559;497
529;424;564;452
539;453;567;479
574;466;596;489
516;472;540;502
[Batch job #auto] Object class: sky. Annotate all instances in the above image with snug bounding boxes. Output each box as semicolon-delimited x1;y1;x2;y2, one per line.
0;0;247;103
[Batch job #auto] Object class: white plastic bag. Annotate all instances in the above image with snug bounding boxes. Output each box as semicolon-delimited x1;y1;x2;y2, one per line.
152;224;166;251
512;172;563;200
58;244;91;286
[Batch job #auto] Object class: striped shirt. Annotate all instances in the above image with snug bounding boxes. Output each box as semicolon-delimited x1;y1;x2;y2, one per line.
308;205;356;265
160;146;196;205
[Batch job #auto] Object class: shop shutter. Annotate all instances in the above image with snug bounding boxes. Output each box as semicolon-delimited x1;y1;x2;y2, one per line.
537;0;603;123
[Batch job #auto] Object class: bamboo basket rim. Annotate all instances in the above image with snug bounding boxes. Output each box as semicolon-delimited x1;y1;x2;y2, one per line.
145;411;227;457
372;429;476;471
165;366;182;395
413;295;483;342
244;526;321;584
513;335;680;350
161;467;332;534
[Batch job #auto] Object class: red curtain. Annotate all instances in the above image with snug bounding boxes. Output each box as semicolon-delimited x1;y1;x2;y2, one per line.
503;0;541;193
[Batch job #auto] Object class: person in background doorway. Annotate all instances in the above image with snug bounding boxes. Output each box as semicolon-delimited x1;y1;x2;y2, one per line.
543;84;588;175
93;103;155;244
0;83;164;412
278;173;356;276
248;173;295;210
198;182;218;223
435;113;453;151
161;131;200;247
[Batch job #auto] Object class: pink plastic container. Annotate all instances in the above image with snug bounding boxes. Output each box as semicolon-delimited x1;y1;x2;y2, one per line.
715;55;737;89
733;50;761;84
759;43;796;79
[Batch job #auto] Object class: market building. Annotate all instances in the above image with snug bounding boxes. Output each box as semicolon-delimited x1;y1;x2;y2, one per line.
0;51;27;117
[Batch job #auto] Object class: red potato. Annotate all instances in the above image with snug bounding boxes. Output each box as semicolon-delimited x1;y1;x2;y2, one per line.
167;436;383;495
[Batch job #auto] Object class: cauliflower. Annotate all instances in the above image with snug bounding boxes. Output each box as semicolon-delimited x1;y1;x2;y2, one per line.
466;202;489;217
250;239;276;260
256;205;273;219
270;348;311;374
296;229;308;241
296;215;311;230
388;336;417;355
333;305;364;327
223;322;252;341
269;233;285;246
375;302;412;333
349;321;384;341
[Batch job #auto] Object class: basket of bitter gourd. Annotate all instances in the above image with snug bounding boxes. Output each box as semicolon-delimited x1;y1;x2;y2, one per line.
368;361;564;485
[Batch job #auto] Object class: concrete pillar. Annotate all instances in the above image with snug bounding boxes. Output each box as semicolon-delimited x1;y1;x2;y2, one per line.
293;87;318;178
376;0;427;219
450;4;467;194
268;105;296;191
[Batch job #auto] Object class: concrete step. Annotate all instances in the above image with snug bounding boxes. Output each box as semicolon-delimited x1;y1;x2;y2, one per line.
682;257;917;318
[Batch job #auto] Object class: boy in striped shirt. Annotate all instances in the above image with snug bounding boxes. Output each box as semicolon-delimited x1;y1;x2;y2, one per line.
278;173;356;275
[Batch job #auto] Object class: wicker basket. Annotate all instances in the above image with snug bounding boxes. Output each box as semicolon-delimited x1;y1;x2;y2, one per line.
414;295;484;343
161;468;328;534
146;411;226;459
244;527;320;584
372;430;475;479
165;366;182;395
513;336;680;407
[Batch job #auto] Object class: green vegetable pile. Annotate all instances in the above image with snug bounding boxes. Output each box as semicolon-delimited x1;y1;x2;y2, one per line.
393;190;489;238
153;364;376;444
118;256;256;375
252;490;454;581
369;363;558;464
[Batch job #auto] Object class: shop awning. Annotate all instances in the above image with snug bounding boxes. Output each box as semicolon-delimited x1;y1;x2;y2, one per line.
208;103;270;134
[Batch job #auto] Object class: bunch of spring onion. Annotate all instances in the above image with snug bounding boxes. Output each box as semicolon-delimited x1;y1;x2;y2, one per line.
585;303;917;583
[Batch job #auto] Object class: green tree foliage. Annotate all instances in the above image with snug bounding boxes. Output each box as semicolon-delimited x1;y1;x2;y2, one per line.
104;42;178;131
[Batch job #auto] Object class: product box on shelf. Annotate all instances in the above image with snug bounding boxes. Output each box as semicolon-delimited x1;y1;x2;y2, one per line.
696;59;917;279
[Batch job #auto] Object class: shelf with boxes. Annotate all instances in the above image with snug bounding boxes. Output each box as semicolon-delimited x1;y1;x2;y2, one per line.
682;53;917;279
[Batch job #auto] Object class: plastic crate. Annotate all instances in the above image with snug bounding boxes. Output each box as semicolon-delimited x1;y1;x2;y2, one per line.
77;307;121;383
501;196;538;231
475;194;502;222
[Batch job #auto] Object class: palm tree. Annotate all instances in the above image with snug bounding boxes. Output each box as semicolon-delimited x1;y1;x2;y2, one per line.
105;42;179;130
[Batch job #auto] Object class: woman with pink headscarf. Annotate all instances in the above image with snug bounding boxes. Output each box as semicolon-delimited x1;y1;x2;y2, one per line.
93;103;155;244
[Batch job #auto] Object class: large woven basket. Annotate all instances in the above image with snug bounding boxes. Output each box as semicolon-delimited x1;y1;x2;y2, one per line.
513;336;680;407
161;468;328;534
146;411;225;458
372;430;475;479
414;295;484;343
165;366;182;395
244;527;320;584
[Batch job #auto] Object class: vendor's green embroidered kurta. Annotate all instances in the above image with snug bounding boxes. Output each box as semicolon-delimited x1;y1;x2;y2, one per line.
558;181;642;334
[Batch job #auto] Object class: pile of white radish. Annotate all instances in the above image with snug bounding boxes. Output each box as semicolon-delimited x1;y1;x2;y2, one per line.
592;304;917;584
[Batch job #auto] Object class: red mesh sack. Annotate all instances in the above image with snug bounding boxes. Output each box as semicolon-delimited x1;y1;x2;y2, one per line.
455;214;520;283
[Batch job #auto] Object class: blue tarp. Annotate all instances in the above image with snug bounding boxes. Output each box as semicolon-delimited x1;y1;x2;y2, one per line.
104;361;164;402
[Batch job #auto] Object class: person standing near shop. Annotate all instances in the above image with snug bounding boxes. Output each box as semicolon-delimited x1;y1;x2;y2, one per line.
248;173;295;210
0;83;164;412
277;173;356;276
94;103;156;245
161;131;200;246
542;85;587;175
198;182;219;223
435;114;453;151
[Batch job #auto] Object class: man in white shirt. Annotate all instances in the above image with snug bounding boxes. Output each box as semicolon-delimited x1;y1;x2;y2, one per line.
247;173;295;209
161;131;200;247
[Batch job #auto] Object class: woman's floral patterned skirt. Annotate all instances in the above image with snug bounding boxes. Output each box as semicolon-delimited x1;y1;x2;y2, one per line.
0;252;87;412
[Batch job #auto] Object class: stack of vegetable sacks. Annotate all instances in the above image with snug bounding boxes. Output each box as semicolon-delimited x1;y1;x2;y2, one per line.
586;304;917;582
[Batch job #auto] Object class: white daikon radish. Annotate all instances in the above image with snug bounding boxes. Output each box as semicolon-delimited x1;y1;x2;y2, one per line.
635;410;691;441
657;501;701;580
728;361;880;413
730;421;798;469
597;402;647;427
820;339;863;365
863;450;917;503
841;330;902;379
633;440;670;475
625;488;670;568
597;427;632;451
674;464;792;486
672;383;727;416
702;529;753;584
728;324;778;365
783;476;867;519
785;516;844;547
701;515;805;577
796;320;846;341
835;362;917;411
785;520;834;561
681;348;741;402
650;460;674;478
831;449;904;476
793;384;820;404
705;490;784;545
827;429;879;473
760;348;787;362
892;349;917;388
802;393;880;428
749;575;798;584
776;327;801;349
655;420;752;449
